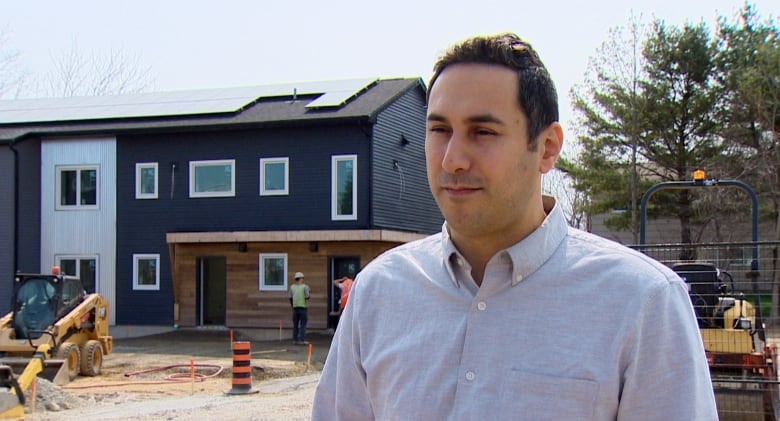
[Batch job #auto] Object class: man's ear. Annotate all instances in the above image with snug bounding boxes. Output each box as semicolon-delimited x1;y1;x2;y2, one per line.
538;122;564;174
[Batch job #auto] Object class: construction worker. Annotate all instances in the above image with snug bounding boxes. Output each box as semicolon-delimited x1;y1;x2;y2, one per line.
329;276;353;317
288;272;309;345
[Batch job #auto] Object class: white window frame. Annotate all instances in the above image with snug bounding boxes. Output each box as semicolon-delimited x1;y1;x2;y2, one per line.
55;165;99;210
189;159;236;198
55;254;99;294
258;253;288;291
133;253;161;291
135;162;159;199
332;155;357;221
259;157;289;196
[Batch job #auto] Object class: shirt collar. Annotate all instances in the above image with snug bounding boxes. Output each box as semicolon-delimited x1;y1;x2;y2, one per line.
441;195;567;287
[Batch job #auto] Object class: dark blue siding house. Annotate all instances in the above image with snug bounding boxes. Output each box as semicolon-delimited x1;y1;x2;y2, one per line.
0;78;442;330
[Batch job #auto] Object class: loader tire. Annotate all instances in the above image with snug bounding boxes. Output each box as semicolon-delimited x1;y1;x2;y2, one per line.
56;342;81;381
80;340;103;376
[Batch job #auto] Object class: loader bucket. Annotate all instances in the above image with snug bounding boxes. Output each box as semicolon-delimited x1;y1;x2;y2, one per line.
40;359;70;386
0;358;69;386
0;365;25;418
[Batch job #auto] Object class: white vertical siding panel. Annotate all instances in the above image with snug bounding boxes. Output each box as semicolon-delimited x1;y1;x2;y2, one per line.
41;137;117;324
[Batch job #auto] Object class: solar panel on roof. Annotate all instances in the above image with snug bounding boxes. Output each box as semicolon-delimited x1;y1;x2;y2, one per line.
0;78;378;124
306;79;376;108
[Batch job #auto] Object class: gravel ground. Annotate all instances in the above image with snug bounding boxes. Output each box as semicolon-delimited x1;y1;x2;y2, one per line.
24;373;321;421
13;328;332;420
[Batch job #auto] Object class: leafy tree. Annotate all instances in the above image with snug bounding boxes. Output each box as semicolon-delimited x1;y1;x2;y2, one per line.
568;18;725;250
565;15;649;242
716;4;780;316
717;5;780;209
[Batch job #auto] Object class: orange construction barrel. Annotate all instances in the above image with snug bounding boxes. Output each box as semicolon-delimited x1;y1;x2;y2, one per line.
226;341;259;395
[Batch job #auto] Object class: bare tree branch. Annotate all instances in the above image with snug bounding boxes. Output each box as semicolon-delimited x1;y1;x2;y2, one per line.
0;27;28;99
41;37;153;97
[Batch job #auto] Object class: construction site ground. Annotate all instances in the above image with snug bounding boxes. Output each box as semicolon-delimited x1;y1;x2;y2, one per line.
20;327;332;420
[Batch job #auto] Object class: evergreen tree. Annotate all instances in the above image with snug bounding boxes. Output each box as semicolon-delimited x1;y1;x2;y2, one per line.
569;18;724;247
717;4;780;316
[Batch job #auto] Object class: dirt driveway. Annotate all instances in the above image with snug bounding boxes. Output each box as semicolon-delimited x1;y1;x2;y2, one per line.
22;328;333;420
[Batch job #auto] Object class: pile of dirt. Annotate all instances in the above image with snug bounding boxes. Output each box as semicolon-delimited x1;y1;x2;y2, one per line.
25;377;165;414
24;378;87;413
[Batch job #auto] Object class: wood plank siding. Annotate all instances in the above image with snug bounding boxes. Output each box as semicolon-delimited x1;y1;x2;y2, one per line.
170;240;403;329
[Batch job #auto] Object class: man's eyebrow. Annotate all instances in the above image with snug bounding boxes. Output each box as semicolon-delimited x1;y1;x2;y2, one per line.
426;113;505;125
426;113;448;123
466;114;505;125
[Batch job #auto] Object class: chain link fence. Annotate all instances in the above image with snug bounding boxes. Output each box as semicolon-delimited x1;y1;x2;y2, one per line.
631;241;780;420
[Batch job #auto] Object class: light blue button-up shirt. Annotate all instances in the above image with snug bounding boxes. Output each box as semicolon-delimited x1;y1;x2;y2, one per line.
312;197;717;420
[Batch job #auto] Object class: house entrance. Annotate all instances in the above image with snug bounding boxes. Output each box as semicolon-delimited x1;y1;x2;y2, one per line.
196;256;226;326
328;256;360;329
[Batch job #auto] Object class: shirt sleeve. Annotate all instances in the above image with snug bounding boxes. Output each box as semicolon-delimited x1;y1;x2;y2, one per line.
312;283;374;420
617;278;718;420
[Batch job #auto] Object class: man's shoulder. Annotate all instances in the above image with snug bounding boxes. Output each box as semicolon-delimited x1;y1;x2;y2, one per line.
376;233;442;261
356;233;443;281
565;227;678;279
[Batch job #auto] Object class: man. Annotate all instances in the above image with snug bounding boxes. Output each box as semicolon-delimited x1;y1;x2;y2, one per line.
289;271;309;345
329;276;354;317
312;33;717;419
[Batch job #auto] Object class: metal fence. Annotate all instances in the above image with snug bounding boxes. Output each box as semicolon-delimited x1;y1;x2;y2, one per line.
631;241;780;420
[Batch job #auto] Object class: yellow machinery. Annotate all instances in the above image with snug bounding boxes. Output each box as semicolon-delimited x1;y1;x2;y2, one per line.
642;172;778;419
674;263;762;354
0;270;113;419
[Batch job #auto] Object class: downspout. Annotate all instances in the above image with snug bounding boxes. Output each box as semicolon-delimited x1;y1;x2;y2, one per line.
359;120;373;228
8;139;19;275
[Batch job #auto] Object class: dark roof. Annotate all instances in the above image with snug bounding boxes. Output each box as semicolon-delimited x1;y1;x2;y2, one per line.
0;78;426;142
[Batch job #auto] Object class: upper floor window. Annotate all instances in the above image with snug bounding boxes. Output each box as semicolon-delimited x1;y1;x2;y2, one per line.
260;157;289;196
135;162;158;199
56;255;98;294
189;159;235;198
133;254;160;291
332;155;357;220
56;165;98;210
258;253;287;291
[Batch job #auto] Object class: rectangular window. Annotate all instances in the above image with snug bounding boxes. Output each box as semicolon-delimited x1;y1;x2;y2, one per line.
332;155;357;220
260;157;289;196
135;162;158;199
56;255;98;294
133;254;160;291
189;159;235;198
56;165;98;209
259;253;287;291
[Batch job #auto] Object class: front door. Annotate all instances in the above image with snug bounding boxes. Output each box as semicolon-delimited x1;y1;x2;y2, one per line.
328;256;360;329
196;257;226;326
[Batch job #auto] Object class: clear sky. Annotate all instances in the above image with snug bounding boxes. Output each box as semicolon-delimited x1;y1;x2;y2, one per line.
2;0;778;149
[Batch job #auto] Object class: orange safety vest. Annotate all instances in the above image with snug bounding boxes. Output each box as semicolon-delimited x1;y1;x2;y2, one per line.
339;278;353;310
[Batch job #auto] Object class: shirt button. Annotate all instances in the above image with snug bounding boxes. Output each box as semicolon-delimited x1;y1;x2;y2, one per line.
515;274;523;282
465;371;476;381
477;301;487;311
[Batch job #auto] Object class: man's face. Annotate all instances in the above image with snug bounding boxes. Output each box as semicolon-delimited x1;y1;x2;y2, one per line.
425;63;557;246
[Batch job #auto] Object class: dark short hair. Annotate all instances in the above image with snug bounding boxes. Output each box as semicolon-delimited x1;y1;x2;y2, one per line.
428;33;559;150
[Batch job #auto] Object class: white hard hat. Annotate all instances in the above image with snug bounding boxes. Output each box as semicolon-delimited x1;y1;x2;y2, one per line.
294;272;305;280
